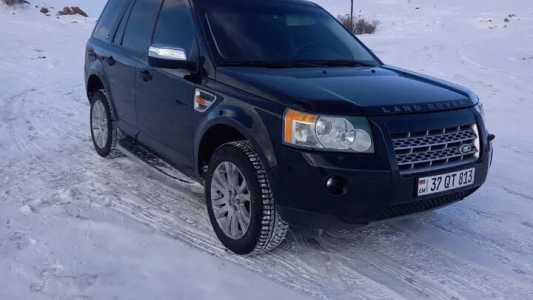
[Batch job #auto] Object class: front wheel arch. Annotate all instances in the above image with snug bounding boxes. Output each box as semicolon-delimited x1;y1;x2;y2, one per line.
197;123;246;178
194;117;278;180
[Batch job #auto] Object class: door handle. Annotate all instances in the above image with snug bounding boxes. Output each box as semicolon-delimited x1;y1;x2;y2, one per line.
106;56;116;66
141;70;153;82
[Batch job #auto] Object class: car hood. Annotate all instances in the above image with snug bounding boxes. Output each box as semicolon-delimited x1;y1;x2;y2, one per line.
216;65;476;115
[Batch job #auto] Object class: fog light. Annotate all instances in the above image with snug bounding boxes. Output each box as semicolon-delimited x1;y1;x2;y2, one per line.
325;176;347;195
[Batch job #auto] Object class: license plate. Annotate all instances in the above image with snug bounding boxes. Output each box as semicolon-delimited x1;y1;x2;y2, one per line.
417;168;475;196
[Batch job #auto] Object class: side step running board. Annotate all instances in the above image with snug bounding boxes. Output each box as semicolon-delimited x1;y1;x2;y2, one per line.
117;137;203;193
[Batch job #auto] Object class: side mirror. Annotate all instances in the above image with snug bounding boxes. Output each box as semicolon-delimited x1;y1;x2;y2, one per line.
148;45;194;70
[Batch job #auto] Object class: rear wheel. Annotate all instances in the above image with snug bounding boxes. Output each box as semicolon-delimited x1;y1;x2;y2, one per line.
89;90;120;158
205;141;289;255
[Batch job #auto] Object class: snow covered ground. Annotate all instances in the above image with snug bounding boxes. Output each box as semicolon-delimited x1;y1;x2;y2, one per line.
1;0;533;299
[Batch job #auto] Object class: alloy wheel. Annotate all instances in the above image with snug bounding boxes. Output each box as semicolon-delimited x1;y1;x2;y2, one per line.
210;161;252;240
91;99;109;149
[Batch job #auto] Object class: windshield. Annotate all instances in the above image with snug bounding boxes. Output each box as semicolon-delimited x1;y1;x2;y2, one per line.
197;0;380;67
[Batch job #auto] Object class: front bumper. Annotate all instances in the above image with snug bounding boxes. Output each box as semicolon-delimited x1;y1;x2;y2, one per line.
269;108;493;224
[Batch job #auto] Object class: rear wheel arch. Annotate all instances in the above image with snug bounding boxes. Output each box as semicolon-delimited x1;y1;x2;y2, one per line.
87;75;105;101
86;74;118;121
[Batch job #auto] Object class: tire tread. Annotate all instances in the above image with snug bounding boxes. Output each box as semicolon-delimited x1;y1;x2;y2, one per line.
226;141;289;254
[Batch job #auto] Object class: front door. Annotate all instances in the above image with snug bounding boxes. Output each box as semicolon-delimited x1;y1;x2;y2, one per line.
134;0;198;171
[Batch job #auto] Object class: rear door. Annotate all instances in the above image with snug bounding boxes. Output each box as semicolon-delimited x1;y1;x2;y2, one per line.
89;0;137;135
135;0;198;171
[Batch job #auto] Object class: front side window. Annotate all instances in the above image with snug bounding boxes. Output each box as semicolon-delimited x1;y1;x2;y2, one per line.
122;0;163;54
153;0;196;58
197;0;379;66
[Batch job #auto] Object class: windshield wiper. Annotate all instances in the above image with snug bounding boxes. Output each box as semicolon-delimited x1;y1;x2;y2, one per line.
220;60;290;68
220;60;377;68
292;59;376;67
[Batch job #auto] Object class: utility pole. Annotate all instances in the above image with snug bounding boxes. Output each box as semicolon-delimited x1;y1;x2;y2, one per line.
350;0;354;27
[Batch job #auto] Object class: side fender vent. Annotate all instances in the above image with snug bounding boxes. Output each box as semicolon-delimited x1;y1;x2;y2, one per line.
194;89;217;112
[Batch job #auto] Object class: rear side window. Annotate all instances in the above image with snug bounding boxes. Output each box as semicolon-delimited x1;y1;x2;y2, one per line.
93;0;128;41
122;0;163;54
153;0;196;57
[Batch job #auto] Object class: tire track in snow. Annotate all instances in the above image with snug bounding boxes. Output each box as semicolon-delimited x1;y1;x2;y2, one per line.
10;144;533;299
319;221;532;300
503;187;533;201
2;147;405;299
3;90;40;155
3;77;533;300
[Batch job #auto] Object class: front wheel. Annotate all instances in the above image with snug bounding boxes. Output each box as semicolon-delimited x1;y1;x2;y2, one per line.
205;141;289;255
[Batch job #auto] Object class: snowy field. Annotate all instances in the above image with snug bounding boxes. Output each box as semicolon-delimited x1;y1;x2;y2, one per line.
1;0;533;299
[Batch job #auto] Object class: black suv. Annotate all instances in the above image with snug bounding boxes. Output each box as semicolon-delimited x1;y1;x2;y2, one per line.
85;0;494;254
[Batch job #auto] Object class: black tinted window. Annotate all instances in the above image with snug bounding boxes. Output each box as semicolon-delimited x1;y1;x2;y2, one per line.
153;0;196;57
122;0;163;54
199;0;377;65
93;0;128;41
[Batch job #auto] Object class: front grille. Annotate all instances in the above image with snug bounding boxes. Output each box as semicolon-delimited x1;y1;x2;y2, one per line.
391;124;479;174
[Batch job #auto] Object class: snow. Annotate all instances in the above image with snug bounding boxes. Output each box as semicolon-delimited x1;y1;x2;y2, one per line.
1;0;533;299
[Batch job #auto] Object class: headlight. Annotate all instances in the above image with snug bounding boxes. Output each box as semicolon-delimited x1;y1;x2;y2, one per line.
283;109;374;153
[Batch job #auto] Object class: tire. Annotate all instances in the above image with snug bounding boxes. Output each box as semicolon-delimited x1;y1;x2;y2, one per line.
89;89;120;158
205;141;289;255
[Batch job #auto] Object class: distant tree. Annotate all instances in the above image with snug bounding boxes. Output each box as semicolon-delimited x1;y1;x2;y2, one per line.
338;14;379;35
